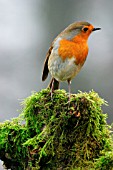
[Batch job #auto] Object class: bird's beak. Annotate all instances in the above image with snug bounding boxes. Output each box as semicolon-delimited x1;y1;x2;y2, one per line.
92;28;101;31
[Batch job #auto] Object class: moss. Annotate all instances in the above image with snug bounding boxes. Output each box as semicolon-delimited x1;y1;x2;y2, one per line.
0;89;113;170
0;118;29;169
94;151;113;170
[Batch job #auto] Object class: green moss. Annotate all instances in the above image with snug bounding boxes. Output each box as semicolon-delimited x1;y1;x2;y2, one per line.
0;89;113;170
0;118;29;169
94;151;113;170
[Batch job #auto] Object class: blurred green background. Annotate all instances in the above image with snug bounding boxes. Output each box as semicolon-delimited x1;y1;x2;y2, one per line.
0;0;113;123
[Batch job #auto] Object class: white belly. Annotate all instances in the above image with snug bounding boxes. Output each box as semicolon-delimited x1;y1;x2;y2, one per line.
48;53;81;82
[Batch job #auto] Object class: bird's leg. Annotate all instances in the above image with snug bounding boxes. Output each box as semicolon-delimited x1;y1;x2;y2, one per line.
67;79;71;102
51;78;54;100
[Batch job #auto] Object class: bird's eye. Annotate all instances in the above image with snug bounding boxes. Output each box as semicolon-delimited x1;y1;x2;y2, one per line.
83;27;88;32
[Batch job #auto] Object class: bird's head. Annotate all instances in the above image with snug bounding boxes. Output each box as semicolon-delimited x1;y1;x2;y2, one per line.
60;21;101;41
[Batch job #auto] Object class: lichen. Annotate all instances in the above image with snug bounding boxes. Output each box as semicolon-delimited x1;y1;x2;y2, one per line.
0;89;113;170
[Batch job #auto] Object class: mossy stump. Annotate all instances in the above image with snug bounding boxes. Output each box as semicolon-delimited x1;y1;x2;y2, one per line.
0;89;113;170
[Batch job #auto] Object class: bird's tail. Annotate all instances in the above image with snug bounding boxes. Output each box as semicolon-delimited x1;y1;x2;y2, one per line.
48;78;59;90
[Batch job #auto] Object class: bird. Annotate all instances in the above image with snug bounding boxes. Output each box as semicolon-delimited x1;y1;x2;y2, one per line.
42;21;101;101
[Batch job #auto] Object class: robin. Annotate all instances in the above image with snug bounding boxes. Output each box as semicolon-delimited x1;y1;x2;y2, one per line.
42;21;101;100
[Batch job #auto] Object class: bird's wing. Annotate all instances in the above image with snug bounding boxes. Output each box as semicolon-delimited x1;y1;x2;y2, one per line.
42;45;53;81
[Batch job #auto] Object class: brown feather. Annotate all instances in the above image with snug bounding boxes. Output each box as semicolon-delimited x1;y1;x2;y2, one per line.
42;46;53;81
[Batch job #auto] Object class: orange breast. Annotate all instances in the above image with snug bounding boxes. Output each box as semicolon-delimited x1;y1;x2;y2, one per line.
58;38;88;65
